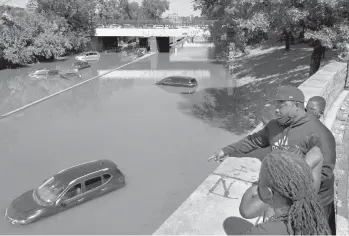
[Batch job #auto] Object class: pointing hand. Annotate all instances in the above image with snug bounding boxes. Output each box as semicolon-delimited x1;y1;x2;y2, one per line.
208;150;227;162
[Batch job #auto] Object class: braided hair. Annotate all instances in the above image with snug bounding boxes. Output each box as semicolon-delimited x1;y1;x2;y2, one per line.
261;149;331;235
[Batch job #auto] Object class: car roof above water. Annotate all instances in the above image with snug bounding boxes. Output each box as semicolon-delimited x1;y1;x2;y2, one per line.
83;51;99;54
164;76;196;80
54;159;118;184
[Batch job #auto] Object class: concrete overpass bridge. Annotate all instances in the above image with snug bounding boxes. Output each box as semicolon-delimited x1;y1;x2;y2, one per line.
92;27;204;53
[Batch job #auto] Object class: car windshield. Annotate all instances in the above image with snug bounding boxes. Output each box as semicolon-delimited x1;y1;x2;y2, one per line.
36;177;66;204
73;62;82;66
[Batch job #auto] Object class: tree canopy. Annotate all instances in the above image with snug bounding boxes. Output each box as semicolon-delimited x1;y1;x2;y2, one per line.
0;0;170;69
141;0;169;20
0;7;71;65
193;0;349;76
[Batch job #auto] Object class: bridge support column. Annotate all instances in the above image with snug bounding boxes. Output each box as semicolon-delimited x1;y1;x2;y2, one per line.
148;37;158;53
90;36;104;52
190;37;194;43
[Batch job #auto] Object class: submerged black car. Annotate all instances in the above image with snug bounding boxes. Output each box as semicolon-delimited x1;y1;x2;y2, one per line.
70;61;91;71
155;76;198;87
60;72;82;80
5;159;126;225
158;85;197;94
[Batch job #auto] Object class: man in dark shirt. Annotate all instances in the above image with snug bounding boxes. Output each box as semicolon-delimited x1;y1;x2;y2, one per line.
306;95;326;121
305;95;336;234
209;86;336;235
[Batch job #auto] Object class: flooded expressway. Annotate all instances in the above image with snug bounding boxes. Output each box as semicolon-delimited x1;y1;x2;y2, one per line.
0;39;254;234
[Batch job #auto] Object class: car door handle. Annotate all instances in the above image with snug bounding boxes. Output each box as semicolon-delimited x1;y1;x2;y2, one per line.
101;187;108;191
77;198;84;202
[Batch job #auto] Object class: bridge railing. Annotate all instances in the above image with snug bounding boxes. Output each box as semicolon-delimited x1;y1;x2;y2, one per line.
96;19;214;28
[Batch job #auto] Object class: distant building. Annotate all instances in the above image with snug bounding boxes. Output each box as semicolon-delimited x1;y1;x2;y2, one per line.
168;13;181;24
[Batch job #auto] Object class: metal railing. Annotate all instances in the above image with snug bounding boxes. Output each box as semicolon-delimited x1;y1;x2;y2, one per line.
96;19;214;28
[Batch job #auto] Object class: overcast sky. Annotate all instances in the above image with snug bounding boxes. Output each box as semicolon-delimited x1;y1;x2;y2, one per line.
4;0;201;16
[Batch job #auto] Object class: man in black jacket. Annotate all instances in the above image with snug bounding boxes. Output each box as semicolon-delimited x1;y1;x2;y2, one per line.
306;95;326;121
209;86;336;235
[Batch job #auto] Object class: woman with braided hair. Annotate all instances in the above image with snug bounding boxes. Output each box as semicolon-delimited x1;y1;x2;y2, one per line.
242;149;331;235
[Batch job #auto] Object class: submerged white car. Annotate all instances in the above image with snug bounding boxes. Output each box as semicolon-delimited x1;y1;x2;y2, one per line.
29;68;60;79
75;52;100;61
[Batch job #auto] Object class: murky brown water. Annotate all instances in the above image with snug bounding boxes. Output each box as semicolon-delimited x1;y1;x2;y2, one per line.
0;40;251;234
0;51;136;115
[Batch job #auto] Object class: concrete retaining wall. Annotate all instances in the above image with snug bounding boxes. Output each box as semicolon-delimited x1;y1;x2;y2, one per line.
331;94;349;235
300;61;348;116
154;61;348;235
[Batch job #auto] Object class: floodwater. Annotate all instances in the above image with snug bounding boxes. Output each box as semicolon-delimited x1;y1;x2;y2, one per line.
0;50;137;115
0;39;259;234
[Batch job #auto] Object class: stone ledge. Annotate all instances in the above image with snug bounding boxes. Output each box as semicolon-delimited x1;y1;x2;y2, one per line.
153;157;262;235
299;61;347;116
331;94;349;236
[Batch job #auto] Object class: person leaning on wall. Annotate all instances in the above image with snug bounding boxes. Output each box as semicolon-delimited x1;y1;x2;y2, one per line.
306;96;326;121
209;86;337;235
259;95;329;222
241;149;331;235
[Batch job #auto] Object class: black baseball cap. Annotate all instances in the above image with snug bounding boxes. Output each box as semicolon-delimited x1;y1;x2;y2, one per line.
273;86;305;102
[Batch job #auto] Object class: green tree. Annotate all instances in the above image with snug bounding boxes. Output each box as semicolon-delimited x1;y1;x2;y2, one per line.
141;0;169;20
33;0;100;51
0;8;70;66
263;0;308;50
128;1;141;20
96;0;142;24
303;0;349;76
194;0;269;53
194;0;349;76
96;0;123;24
250;0;349;75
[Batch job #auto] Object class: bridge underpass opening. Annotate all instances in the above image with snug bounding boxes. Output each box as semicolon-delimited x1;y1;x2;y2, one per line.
90;36;118;51
91;35;187;53
103;36;119;50
139;37;149;48
156;37;170;53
